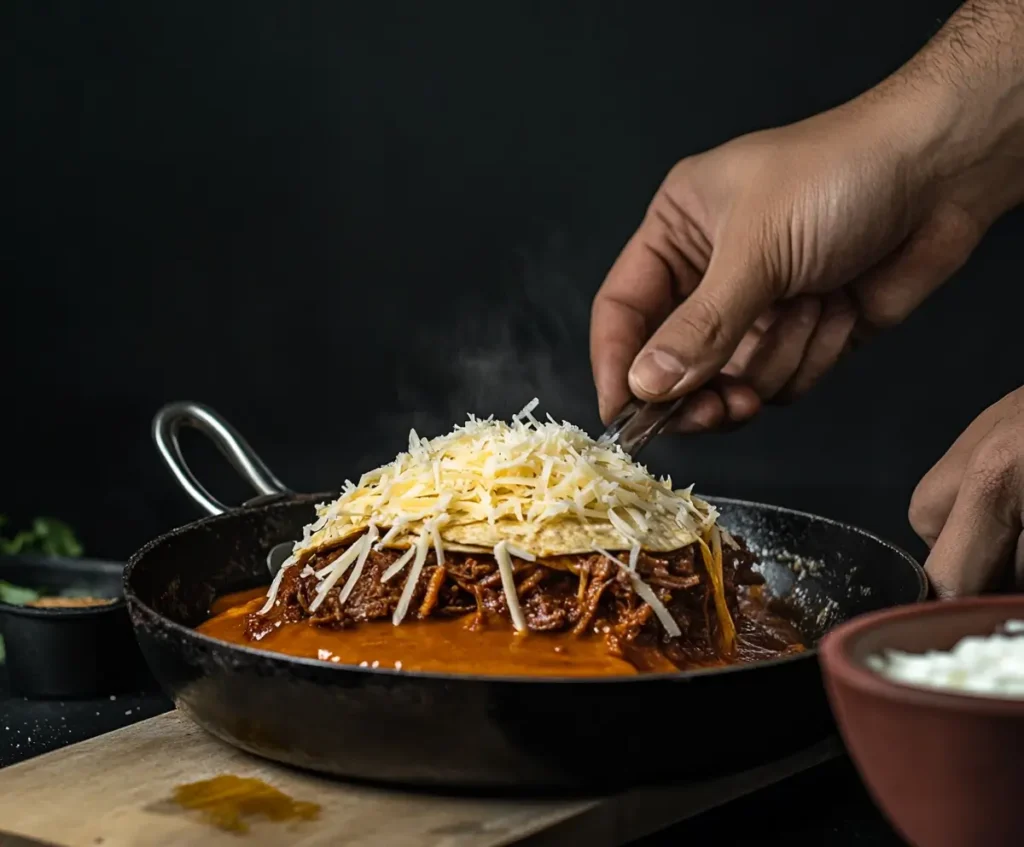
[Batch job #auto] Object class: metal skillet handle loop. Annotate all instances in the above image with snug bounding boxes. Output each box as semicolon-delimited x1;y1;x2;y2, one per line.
152;401;293;516
597;396;688;458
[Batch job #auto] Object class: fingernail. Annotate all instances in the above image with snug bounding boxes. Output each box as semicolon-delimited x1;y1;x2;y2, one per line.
629;349;687;396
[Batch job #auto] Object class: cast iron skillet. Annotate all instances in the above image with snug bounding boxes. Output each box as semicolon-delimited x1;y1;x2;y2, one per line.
125;402;927;792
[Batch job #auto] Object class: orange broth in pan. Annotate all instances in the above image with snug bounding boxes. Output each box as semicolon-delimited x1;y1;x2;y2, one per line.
198;586;804;677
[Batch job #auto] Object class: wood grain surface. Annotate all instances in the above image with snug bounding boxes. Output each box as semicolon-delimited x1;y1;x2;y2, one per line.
0;711;839;847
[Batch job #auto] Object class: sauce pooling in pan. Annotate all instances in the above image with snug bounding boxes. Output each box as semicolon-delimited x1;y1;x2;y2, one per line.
197;402;808;677
198;585;805;677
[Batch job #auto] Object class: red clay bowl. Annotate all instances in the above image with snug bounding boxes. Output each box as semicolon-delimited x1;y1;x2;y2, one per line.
819;596;1024;847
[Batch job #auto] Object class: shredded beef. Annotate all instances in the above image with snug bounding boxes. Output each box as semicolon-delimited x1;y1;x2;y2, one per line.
246;536;767;657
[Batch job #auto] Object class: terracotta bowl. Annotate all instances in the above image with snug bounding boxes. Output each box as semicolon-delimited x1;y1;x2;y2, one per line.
819;596;1024;847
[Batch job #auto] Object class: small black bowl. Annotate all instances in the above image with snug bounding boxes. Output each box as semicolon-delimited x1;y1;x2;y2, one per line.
0;554;151;698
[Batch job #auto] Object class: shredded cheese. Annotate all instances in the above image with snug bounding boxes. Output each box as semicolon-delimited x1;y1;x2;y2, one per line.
494;541;528;633
293;399;713;558
258;554;296;615
308;538;367;613
338;525;378;605
506;543;537;562
392;528;431;625
259;399;727;640
698;527;737;655
594;547;681;638
380;546;416;583
720;528;741;551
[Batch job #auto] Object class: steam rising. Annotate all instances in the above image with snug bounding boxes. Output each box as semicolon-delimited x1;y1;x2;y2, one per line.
385;241;596;446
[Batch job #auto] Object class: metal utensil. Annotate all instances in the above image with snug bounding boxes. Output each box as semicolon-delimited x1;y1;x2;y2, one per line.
597;396;691;457
265;542;294;574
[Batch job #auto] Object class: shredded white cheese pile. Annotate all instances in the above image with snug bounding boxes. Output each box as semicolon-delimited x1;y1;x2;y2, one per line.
866;620;1024;699
261;399;720;634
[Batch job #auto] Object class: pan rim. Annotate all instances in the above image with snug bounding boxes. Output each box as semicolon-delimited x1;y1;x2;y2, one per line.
125;494;927;686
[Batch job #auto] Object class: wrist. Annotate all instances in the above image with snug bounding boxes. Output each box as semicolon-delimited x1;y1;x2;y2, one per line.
863;1;1024;216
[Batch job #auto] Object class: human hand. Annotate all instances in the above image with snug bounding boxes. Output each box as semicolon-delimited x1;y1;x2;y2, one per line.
909;387;1024;597
591;1;1024;431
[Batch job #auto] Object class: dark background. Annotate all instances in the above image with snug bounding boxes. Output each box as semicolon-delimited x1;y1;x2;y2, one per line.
7;0;1022;564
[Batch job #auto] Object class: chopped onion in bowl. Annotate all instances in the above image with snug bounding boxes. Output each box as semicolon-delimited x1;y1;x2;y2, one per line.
865;620;1024;699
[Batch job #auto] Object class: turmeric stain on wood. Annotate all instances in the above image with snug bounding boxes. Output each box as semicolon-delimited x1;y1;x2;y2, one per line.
171;774;320;833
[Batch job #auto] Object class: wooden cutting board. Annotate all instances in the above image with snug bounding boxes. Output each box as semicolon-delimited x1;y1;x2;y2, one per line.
0;711;839;847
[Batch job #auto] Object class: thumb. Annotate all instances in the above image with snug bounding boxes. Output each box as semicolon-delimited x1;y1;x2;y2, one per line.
628;239;776;401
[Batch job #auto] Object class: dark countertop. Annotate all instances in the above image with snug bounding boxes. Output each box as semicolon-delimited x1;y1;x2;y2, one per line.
633;756;907;846
1;663;906;846
0;665;171;769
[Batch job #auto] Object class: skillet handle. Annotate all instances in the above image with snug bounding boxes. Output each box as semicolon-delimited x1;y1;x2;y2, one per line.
152;401;293;516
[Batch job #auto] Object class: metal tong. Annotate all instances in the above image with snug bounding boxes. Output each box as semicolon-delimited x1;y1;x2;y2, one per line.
596;396;691;457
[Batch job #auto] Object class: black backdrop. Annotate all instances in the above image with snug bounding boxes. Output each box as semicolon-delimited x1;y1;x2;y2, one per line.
7;1;1022;563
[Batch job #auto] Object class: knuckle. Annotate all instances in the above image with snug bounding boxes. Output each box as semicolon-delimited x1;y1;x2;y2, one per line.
664;158;692;186
590;291;612;330
827;290;859;326
590;289;614;323
853;286;912;329
786;296;821;331
908;486;941;542
925;568;958;599
927;204;982;273
674;296;726;349
591;290;644;336
964;433;1019;495
1000;387;1024;423
644;197;710;285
